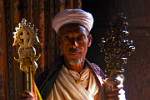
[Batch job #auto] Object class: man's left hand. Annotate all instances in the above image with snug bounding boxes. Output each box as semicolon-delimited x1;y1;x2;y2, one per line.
104;78;122;100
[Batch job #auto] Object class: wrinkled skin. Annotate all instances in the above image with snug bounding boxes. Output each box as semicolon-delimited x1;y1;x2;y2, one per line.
58;23;92;72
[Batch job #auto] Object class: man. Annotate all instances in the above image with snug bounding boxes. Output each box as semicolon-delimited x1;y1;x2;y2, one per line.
23;9;119;100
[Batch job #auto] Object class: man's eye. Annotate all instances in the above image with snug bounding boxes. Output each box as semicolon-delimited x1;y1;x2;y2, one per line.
62;36;69;42
77;36;85;41
63;36;69;40
77;37;82;41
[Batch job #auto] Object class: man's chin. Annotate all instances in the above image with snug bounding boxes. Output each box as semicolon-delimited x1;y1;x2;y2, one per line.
68;59;83;65
67;55;81;60
69;54;81;58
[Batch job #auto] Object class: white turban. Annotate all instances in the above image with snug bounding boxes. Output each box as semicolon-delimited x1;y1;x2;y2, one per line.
52;9;94;33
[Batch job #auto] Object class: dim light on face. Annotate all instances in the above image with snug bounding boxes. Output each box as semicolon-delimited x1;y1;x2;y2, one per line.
58;24;92;66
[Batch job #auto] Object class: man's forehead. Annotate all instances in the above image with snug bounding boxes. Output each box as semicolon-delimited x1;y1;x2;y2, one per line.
58;23;89;36
60;31;87;38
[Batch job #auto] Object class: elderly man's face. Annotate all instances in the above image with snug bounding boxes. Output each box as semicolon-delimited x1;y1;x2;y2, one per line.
58;24;92;65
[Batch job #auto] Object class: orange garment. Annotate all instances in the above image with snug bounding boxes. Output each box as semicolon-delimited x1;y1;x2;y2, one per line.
33;80;43;100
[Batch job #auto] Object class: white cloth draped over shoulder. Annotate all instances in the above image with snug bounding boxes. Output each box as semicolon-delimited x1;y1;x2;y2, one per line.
47;65;100;100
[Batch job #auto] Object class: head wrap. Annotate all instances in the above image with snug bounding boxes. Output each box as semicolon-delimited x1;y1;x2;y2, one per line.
52;9;94;33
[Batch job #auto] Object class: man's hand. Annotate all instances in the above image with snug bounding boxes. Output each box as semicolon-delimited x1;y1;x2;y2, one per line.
20;91;36;100
105;86;120;100
104;78;122;100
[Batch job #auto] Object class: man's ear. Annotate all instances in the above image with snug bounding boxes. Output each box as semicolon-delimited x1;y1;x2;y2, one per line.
88;34;92;47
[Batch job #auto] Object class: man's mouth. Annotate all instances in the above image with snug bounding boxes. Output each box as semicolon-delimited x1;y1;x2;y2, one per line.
68;48;81;56
69;48;80;52
70;52;80;55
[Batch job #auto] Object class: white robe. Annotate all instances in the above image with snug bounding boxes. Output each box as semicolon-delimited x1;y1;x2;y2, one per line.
48;65;100;100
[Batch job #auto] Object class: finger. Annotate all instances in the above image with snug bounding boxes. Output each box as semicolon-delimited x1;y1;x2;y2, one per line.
107;92;120;97
25;91;34;97
20;91;34;98
107;96;119;100
105;88;120;98
105;86;121;93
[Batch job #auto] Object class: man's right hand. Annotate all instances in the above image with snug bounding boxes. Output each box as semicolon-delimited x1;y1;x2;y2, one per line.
20;91;36;100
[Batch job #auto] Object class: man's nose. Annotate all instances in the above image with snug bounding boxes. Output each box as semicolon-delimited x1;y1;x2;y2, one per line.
71;40;79;48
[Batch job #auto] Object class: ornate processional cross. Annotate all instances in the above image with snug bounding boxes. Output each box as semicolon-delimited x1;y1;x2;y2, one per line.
12;18;41;92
